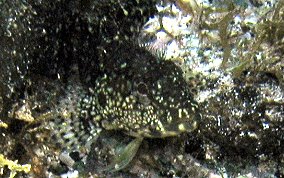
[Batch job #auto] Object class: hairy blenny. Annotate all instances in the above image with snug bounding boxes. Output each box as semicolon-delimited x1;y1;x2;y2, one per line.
86;42;199;137
47;41;200;172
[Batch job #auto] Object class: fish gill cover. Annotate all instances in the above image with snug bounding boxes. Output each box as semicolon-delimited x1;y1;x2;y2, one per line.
0;0;283;177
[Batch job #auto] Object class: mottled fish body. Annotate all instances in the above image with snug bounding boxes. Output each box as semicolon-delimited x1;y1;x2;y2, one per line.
48;42;199;154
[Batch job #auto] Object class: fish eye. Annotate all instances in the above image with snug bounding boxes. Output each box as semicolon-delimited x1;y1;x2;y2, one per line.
137;82;148;95
133;82;151;106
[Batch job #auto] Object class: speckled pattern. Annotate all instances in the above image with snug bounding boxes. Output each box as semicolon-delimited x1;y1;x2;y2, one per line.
40;0;200;162
78;42;199;139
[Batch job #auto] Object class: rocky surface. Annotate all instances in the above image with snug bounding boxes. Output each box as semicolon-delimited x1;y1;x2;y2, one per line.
0;0;283;177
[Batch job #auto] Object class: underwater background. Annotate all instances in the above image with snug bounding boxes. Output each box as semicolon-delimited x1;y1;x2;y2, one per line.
0;0;283;177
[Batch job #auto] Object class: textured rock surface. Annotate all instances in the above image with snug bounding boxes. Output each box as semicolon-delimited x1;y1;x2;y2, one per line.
0;0;283;177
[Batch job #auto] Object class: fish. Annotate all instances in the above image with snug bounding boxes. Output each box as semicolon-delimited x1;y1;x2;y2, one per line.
81;41;199;138
46;41;199;173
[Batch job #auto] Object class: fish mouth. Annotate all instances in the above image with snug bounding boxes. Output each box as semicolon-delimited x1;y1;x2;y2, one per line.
125;116;198;138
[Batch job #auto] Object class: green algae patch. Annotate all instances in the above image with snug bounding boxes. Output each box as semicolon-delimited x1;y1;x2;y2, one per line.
0;154;31;178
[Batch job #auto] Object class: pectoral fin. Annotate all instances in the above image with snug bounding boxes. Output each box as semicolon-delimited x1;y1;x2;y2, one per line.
103;137;143;172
